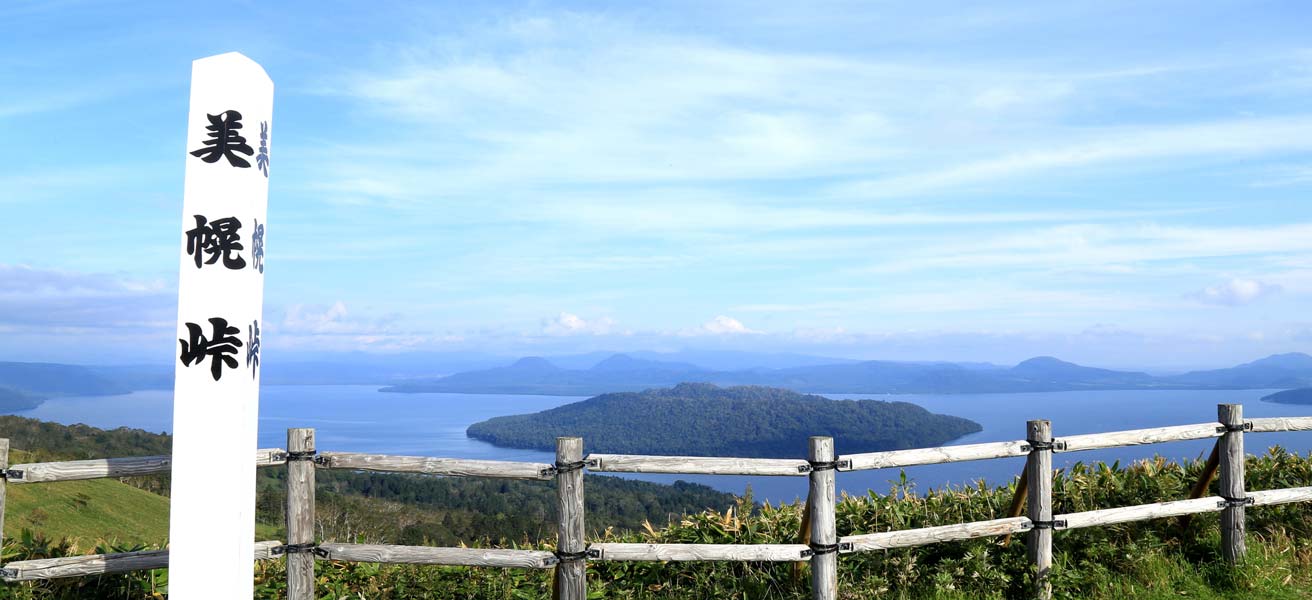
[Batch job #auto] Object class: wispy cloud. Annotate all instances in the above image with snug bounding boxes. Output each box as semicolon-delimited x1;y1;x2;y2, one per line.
1250;163;1312;187
315;14;1244;199
685;316;760;336
509;197;1209;235
271;301;441;352
1192;278;1282;306
0;165;158;204
0;264;173;331
838;116;1312;199
7;4;1312;367
861;223;1312;274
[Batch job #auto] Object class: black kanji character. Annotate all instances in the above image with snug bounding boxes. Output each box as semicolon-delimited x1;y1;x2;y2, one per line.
190;110;253;168
185;215;246;270
179;317;243;381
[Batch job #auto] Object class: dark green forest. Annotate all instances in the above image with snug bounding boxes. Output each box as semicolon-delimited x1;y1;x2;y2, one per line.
0;415;735;545
467;383;981;457
0;416;171;460
258;469;735;546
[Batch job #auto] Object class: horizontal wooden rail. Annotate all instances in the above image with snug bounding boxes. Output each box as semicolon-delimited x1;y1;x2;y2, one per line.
840;517;1030;552
588;454;810;476
1056;423;1221;453
7;448;286;484
840;440;1029;472
0;540;282;582
1248;417;1312;433
1250;486;1312;506
1056;496;1223;530
589;543;811;562
317;543;557;568
320;452;552;480
5;417;1303;486
256;447;287;466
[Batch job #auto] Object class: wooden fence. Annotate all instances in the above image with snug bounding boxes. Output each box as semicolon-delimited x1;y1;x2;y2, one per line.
3;403;1312;600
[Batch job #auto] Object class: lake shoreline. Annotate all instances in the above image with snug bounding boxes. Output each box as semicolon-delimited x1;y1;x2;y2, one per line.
6;385;1307;503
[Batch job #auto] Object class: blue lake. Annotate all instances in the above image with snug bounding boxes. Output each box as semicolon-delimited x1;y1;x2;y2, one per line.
14;386;1312;503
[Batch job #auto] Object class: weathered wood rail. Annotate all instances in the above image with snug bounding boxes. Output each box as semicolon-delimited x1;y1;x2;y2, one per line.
3;404;1312;600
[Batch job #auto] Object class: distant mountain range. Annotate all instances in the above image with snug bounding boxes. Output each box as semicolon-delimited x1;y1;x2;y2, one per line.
3;351;1311;401
0;387;43;411
0;362;136;410
0;361;143;411
383;352;1312;396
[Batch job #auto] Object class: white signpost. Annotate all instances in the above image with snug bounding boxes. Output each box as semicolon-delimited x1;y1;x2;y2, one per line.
169;52;273;598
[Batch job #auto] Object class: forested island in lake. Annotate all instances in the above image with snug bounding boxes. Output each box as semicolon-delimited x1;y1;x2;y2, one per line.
1262;388;1312;404
466;383;982;458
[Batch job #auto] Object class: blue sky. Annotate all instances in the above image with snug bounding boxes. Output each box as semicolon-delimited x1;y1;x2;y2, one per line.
2;1;1310;369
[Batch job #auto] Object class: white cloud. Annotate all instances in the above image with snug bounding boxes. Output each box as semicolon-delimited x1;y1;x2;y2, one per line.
690;315;760;336
282;302;352;333
541;312;617;336
1193;278;1282;306
272;302;441;352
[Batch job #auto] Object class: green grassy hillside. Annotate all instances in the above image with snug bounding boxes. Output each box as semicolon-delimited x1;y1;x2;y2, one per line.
0;416;736;555
4;478;169;546
7;448;1312;599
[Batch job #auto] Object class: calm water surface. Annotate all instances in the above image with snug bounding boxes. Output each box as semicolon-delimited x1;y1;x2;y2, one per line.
16;386;1312;503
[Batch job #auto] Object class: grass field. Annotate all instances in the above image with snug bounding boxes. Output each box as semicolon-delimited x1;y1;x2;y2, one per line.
5;479;283;546
4;478;170;546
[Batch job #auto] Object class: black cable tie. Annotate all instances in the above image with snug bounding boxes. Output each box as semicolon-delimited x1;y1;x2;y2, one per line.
554;550;590;562
1218;496;1254;508
1023;440;1065;452
1217;422;1253;434
279;451;329;466
1;469;23;481
1028;519;1066;530
542;459;593;477
272;543;328;558
808;461;840;472
0;567;18;580
800;542;851;558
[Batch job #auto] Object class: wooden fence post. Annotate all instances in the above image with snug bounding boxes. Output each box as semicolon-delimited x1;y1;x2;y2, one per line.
1218;404;1247;563
286;428;316;600
1026;420;1053;600
554;437;586;600
808;436;837;600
